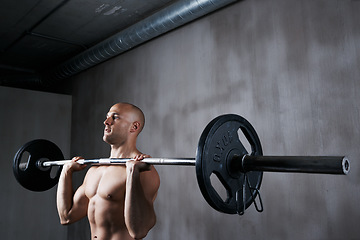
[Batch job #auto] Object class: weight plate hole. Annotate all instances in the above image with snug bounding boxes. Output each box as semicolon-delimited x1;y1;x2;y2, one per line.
19;151;31;171
210;172;228;202
237;128;251;154
50;165;61;179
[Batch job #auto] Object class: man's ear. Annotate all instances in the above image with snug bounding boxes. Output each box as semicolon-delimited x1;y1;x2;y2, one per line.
130;121;140;133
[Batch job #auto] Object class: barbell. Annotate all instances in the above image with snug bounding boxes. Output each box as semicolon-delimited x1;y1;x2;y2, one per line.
13;114;350;215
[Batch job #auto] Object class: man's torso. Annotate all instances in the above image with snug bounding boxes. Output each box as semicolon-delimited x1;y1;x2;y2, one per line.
84;165;134;240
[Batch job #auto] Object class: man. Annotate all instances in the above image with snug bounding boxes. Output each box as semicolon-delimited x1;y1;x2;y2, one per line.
56;103;160;240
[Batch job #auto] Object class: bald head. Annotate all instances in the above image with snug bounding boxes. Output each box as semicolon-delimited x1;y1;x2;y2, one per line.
113;102;145;134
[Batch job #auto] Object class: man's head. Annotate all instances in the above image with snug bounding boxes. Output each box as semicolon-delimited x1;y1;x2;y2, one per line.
103;102;145;146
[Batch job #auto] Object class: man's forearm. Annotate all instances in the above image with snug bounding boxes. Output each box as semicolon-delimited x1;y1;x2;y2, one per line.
125;167;156;239
56;165;74;224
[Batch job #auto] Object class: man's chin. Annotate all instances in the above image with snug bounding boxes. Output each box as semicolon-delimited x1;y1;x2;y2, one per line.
103;136;110;144
104;136;117;145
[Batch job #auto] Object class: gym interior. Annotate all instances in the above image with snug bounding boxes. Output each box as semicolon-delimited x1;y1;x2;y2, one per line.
1;0;359;239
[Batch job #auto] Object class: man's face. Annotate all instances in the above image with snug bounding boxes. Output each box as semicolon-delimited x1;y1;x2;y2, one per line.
103;104;133;145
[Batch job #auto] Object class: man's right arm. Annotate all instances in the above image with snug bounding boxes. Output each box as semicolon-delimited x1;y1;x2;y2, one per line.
56;159;89;225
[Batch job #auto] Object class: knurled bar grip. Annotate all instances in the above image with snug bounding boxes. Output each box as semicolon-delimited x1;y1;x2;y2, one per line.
40;155;350;175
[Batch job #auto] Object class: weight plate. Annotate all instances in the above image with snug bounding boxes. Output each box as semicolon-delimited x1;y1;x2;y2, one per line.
13;139;64;191
196;114;263;214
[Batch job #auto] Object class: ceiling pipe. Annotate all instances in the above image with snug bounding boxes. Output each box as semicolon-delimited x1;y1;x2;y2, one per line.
44;0;238;85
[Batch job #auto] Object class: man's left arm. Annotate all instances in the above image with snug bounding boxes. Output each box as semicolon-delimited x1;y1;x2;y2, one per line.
125;160;160;239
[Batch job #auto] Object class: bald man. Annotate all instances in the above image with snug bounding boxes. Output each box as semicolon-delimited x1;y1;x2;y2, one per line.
56;103;160;240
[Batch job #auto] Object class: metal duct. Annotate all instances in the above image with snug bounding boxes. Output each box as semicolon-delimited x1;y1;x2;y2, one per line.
48;0;238;83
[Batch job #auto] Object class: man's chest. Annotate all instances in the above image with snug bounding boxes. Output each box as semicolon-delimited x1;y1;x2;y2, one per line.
85;166;127;200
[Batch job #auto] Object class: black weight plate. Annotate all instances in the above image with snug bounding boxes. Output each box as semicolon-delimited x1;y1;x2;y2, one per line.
196;114;263;214
13;139;64;191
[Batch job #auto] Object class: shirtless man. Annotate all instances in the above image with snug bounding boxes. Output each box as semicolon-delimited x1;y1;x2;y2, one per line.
56;103;160;240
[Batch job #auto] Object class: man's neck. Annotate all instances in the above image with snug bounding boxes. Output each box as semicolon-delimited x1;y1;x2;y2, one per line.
110;143;140;159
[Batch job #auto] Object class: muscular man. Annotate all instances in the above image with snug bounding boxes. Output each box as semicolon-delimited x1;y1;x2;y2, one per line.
56;103;160;240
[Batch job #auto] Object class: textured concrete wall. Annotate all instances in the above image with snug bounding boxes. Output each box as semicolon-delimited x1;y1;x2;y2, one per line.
0;86;71;239
68;0;359;239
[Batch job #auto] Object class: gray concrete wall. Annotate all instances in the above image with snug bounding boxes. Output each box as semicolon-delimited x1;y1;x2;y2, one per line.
0;86;71;239
67;0;359;239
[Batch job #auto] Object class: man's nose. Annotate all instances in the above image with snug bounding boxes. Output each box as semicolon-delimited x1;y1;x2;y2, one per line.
104;117;112;125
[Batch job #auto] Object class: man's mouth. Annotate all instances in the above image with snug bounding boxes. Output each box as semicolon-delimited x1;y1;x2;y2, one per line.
104;128;111;133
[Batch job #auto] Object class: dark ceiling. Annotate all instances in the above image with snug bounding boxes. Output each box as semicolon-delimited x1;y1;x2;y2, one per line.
0;0;175;93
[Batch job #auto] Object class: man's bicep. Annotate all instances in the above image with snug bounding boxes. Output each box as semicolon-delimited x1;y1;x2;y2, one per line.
142;168;160;203
69;185;89;222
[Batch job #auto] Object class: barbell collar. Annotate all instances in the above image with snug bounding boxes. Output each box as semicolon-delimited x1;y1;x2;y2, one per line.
237;155;350;175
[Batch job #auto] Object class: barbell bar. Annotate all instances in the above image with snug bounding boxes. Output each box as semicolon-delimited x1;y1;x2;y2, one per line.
39;158;197;167
37;155;349;174
13;114;350;215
